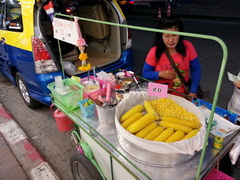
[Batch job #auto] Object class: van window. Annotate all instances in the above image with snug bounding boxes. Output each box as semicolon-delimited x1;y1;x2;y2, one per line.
6;0;23;32
0;0;6;29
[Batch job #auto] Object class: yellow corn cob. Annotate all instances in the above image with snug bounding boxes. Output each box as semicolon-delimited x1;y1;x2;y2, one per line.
181;129;200;140
127;113;156;134
120;104;144;122
150;98;199;122
165;130;185;143
144;126;165;140
144;100;159;120
159;121;193;134
153;128;174;142
121;112;143;129
161;116;201;129
135;122;158;138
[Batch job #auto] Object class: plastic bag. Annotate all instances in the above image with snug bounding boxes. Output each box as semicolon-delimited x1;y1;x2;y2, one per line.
63;62;75;74
229;135;240;165
228;72;240;116
115;91;206;155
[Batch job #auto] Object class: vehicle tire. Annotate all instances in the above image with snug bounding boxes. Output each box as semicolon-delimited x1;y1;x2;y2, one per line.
70;153;103;180
16;73;41;109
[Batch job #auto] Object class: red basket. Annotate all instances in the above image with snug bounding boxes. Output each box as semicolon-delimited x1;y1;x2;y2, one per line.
204;168;234;180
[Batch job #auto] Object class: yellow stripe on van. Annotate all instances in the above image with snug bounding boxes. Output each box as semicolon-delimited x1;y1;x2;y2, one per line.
5;0;34;51
112;0;126;20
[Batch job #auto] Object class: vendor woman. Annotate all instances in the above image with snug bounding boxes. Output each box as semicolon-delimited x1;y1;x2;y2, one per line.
142;15;201;99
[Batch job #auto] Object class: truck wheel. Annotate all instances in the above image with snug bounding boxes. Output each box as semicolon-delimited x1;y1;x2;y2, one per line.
16;73;41;109
70;153;103;180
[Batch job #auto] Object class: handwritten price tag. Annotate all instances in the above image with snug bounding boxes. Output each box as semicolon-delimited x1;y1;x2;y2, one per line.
148;82;168;98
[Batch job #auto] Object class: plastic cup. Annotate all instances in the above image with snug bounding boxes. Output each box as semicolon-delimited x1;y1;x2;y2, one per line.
54;76;65;94
116;72;125;78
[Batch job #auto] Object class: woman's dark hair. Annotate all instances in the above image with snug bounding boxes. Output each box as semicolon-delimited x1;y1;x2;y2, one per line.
154;16;186;60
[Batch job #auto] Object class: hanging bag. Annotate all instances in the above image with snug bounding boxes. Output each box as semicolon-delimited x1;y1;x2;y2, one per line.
164;49;203;98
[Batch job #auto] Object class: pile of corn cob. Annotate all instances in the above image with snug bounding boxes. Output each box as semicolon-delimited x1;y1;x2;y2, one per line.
120;98;202;143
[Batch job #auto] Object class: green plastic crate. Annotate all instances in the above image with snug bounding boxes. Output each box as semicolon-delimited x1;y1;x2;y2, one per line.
47;78;84;111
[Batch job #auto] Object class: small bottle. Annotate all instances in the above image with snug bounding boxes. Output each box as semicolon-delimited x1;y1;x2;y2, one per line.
213;136;224;150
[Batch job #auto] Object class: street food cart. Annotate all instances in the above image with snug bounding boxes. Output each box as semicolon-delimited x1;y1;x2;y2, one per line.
49;13;240;180
51;84;239;180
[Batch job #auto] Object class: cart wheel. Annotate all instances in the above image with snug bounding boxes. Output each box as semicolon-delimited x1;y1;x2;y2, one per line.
70;153;103;180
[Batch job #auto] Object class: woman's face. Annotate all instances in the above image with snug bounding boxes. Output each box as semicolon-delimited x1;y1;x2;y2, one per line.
162;27;179;50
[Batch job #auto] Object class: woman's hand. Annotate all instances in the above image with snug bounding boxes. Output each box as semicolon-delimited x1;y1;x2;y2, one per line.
188;93;197;98
159;70;177;80
187;93;197;101
234;80;240;89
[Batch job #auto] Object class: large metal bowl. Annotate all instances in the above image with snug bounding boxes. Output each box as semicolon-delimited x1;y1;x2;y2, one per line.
116;131;198;167
115;91;205;166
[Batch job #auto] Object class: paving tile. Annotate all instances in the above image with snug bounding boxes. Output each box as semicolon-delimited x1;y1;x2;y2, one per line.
0;151;19;175
0;134;29;180
0;136;7;145
0;146;11;156
0;166;29;180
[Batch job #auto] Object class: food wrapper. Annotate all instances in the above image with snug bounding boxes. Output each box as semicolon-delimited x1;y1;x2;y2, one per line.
198;106;240;138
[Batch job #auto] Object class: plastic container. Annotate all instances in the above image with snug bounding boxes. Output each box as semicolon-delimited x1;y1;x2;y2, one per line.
116;71;134;78
96;105;116;124
193;99;238;124
213;136;224;150
50;105;74;132
47;78;84;111
80;76;107;100
204;168;234;180
78;99;95;118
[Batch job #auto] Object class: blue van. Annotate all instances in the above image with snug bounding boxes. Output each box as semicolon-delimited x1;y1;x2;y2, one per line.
0;0;133;108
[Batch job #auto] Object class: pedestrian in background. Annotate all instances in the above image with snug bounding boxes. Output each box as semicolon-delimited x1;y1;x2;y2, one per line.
142;15;201;99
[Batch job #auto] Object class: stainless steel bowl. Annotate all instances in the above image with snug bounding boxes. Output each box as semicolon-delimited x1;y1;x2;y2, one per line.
116;132;198;167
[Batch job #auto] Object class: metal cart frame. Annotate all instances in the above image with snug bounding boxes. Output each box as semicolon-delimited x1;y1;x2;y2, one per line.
51;10;239;180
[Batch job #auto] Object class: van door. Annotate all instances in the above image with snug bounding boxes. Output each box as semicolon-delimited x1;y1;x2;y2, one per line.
0;0;23;81
0;32;9;76
0;0;11;76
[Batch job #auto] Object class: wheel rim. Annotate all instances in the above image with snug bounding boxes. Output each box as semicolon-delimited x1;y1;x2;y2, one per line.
18;79;30;103
72;161;92;180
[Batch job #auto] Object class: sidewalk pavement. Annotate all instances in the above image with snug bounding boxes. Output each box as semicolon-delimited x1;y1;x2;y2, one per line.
0;103;60;180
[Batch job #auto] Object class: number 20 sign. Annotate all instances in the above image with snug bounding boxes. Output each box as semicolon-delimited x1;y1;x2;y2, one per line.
148;82;168;98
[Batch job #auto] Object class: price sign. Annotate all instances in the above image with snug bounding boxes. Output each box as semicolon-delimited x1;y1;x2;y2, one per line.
148;82;168;98
53;17;79;45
